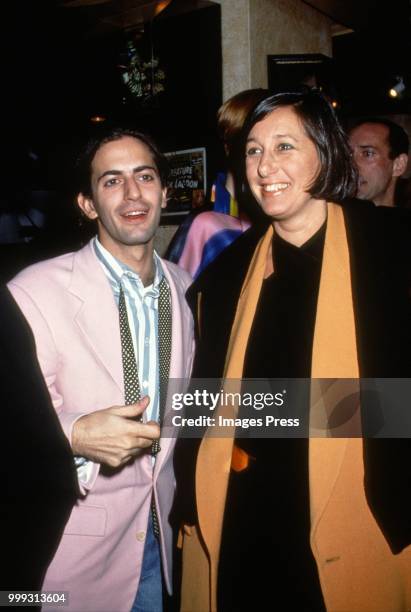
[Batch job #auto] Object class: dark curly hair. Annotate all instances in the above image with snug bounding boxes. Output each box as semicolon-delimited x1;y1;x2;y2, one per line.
75;127;169;197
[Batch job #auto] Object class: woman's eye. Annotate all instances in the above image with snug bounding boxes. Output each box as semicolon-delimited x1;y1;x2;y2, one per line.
278;143;293;151
246;146;262;157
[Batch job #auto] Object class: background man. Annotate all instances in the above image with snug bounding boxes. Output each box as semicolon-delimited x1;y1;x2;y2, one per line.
8;127;194;612
349;118;409;207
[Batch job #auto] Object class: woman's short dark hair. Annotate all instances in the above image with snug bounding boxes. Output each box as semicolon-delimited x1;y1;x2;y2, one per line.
76;127;169;197
242;88;358;203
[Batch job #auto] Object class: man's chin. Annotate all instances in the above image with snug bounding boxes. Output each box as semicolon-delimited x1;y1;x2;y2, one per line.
123;234;155;247
120;226;158;247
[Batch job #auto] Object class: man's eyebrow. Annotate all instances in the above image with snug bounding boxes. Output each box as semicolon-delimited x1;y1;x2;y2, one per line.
97;165;158;182
134;164;158;174
97;169;121;182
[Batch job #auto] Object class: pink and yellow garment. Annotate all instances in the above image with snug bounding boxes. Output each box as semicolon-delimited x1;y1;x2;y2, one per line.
166;173;250;279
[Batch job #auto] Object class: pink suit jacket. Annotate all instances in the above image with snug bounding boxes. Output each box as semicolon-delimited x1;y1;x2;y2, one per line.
8;241;194;612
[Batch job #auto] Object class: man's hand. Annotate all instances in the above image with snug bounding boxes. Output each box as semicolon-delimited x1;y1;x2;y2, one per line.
71;397;160;468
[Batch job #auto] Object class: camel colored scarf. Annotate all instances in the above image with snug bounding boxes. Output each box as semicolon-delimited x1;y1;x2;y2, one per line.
224;201;359;380
195;202;361;610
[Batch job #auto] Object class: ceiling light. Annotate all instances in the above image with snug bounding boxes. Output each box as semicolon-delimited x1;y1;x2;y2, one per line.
389;76;406;98
154;0;172;17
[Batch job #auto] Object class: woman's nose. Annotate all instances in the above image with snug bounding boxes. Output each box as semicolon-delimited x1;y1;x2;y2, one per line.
258;152;278;178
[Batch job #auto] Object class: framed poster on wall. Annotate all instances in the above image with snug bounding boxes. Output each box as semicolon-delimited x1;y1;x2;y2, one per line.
162;147;207;222
267;54;335;96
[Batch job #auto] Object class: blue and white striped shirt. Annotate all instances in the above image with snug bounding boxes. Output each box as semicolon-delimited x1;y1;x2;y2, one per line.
94;237;164;423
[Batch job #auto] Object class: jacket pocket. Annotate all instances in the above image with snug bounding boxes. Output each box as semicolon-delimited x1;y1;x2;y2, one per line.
64;504;107;536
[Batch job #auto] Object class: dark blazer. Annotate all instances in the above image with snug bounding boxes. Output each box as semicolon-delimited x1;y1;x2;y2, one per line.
0;285;78;592
175;199;411;554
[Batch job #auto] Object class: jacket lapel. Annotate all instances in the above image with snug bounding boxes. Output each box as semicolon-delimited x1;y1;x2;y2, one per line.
309;437;348;536
68;241;124;393
154;260;187;477
309;204;360;539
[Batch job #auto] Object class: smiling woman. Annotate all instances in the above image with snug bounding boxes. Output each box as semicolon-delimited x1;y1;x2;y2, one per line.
245;105;324;245
241;90;357;239
175;89;411;612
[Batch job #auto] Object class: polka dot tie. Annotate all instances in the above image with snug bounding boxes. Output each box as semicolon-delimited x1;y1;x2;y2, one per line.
118;277;172;538
119;284;141;408
152;276;172;455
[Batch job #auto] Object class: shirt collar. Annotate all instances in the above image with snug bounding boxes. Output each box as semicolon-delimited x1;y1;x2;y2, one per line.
93;237;164;295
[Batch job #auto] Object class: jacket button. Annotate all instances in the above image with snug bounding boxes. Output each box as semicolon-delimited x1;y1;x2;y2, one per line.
136;531;146;542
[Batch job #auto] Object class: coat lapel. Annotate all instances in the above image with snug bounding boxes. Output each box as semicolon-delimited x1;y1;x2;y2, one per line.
154;260;188;477
68;242;124;393
309;204;360;540
309;437;348;536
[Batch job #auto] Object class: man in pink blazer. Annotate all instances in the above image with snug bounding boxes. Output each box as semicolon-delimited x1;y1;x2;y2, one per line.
8;128;194;612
